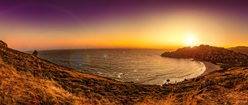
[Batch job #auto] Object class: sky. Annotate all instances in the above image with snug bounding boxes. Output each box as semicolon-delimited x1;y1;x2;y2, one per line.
0;0;247;51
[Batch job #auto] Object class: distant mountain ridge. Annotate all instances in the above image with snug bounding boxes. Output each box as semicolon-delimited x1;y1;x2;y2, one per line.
161;45;248;67
229;46;248;55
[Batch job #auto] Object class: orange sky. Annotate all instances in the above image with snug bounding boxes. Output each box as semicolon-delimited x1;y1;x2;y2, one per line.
0;1;247;51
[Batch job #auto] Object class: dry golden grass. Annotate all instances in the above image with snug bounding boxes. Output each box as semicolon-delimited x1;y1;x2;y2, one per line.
0;46;169;104
0;58;105;105
161;67;248;105
0;41;247;105
135;96;167;105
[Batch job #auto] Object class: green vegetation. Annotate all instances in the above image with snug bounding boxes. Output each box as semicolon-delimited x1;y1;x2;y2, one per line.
0;41;247;105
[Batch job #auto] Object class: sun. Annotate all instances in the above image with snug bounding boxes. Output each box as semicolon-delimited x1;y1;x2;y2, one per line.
185;33;197;47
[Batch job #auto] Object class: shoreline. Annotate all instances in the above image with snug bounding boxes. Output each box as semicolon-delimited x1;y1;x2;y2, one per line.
200;61;222;76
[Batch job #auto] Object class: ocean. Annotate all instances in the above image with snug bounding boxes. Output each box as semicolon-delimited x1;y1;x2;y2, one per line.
37;49;205;85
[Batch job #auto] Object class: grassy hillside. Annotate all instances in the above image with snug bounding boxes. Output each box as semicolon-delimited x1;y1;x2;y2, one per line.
0;41;168;104
162;67;248;104
229;46;248;55
162;45;248;69
0;41;247;105
0;59;83;104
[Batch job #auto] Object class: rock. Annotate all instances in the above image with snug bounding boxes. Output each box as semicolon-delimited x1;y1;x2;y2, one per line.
194;78;201;82
0;40;7;47
32;50;38;57
199;79;216;89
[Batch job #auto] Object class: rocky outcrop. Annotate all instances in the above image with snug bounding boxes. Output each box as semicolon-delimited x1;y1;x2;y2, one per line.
32;50;38;57
0;40;7;47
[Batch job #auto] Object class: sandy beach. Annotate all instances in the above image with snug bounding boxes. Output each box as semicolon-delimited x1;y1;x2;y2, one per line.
201;61;222;76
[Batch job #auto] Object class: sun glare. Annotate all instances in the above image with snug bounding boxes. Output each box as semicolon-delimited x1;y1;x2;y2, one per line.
185;33;197;47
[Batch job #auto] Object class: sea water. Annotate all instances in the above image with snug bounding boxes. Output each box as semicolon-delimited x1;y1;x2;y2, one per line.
38;49;205;85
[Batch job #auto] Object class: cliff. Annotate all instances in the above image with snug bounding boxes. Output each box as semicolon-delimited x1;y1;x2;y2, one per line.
0;41;247;105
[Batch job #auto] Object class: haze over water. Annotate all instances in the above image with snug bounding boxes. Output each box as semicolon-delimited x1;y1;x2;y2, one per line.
38;49;205;85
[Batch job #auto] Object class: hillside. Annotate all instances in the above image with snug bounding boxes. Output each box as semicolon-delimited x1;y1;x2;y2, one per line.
0;41;169;104
161;45;248;68
229;46;248;55
0;41;247;105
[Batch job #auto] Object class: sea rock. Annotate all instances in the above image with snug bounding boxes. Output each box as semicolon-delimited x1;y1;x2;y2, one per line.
0;40;7;48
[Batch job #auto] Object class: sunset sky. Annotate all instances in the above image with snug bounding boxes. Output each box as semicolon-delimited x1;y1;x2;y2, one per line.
0;0;247;51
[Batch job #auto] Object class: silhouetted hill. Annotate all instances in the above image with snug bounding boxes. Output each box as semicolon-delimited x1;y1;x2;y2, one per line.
229;46;248;55
161;45;248;67
0;41;247;105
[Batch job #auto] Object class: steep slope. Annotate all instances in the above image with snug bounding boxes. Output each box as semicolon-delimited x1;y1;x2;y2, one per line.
0;59;86;104
0;41;167;104
162;67;248;105
0;41;247;105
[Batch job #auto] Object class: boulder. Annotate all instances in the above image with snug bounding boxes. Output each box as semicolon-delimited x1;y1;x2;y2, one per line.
0;40;7;47
32;50;38;57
